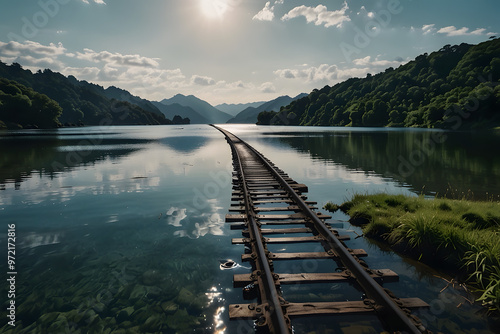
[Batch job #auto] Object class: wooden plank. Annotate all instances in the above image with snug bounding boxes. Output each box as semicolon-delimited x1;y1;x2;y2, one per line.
247;184;281;188
234;189;288;195
257;212;331;220
266;235;350;243
243;227;312;235
254;205;318;212
232;235;350;244
228;206;245;212
241;250;367;261
252;199;317;205
229;299;428;319
258;220;309;225
249;194;309;200
226;214;246;222
285;299;429;317
233;269;399;286
290;183;308;192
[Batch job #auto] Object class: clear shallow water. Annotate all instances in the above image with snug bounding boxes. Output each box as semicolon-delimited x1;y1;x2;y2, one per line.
0;124;498;333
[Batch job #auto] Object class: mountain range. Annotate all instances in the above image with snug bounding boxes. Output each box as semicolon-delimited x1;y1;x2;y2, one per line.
215;101;266;116
0;60;305;128
226;93;308;123
159;94;232;124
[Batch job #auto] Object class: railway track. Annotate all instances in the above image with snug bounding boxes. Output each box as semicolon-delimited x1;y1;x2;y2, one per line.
213;125;430;333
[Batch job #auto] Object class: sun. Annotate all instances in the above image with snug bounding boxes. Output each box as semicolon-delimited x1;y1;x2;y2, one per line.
199;0;229;19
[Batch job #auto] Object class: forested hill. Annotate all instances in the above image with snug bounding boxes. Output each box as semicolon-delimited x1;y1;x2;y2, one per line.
258;38;500;129
0;61;174;129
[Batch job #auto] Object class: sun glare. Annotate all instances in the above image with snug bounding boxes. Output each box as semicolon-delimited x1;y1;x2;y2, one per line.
199;0;229;19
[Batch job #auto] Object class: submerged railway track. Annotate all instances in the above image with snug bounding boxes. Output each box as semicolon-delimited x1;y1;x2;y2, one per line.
213;125;430;333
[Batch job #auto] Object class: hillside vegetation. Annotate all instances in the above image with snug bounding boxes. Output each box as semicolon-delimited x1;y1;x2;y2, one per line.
0;78;62;129
0;61;174;128
259;39;500;129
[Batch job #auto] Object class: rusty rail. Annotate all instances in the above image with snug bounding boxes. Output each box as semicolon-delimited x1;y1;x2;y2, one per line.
212;125;429;333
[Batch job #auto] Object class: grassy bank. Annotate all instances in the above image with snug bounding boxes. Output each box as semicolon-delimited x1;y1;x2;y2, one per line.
325;193;500;313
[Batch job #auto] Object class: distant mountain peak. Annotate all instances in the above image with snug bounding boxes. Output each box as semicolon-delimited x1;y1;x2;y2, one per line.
160;94;232;123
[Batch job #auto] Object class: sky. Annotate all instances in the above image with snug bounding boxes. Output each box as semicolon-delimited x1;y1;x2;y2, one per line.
0;0;499;105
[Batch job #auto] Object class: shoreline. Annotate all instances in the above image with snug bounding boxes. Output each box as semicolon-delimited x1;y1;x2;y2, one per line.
325;193;500;314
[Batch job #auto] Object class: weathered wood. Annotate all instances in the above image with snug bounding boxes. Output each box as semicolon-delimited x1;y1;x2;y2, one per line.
229;298;428;319
243;227;312;234
254;205;318;212
290;183;308;192
226;214;247;222
233;269;399;286
249;194;309;200
257;212;331;220
266;235;349;242
232;235;349;244
252;199;317;205
216;125;428;333
241;250;367;261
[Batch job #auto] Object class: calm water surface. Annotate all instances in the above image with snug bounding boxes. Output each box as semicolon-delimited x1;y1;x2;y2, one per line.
0;124;498;333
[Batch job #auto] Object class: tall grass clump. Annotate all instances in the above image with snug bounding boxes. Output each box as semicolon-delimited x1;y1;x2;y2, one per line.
325;193;500;313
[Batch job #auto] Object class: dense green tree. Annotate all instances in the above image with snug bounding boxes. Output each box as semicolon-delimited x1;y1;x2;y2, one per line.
0;78;62;128
0;62;173;127
260;38;500;129
256;110;277;125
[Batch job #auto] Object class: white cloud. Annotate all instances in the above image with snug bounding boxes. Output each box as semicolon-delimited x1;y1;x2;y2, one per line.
0;41;67;70
357;6;374;18
260;82;276;93
281;2;350;28
253;1;275;21
81;0;106;4
0;40;66;56
437;26;488;37
253;0;285;22
64;66;100;79
275;57;406;84
352;56;403;68
75;48;160;68
422;24;436;35
191;75;216;86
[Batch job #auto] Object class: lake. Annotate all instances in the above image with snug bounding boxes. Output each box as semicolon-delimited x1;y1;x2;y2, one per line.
0;124;499;333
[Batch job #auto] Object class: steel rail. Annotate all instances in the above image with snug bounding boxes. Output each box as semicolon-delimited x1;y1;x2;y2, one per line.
222;129;291;333
212;125;426;333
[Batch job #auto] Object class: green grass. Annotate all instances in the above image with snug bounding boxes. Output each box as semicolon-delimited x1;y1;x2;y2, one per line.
325;193;500;313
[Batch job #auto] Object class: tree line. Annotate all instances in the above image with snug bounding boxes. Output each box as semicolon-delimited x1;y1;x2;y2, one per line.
0;61;189;129
259;38;500;129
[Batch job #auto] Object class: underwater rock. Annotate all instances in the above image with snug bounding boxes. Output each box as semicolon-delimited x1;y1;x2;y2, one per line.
37;312;60;325
142;269;162;286
145;286;162;299
103;316;117;328
176;287;207;311
83;309;99;326
116;306;134;323
166;309;201;333
141;313;164;332
129;284;147;301
47;314;70;333
93;302;106;314
176;287;195;307
161;301;179;314
120;320;133;328
130;305;149;324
